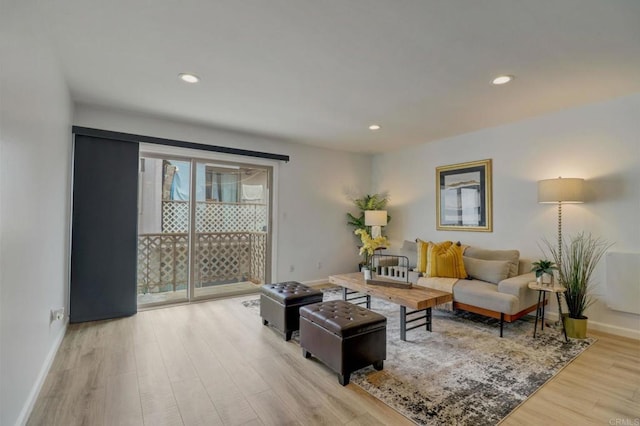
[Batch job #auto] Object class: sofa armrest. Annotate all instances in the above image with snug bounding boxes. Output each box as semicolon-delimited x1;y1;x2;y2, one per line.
498;272;536;300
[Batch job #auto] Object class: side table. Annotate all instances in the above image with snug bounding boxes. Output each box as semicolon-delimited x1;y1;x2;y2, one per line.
528;282;568;342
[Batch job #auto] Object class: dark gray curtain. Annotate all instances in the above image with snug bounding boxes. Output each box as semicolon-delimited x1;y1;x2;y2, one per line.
70;135;139;322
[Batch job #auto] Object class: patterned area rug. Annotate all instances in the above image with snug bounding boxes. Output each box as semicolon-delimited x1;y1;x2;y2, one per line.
243;288;595;425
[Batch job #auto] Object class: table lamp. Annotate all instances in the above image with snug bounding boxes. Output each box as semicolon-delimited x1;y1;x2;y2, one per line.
365;210;387;238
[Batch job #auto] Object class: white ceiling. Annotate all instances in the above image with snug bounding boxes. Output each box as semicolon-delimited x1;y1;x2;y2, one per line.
26;1;640;152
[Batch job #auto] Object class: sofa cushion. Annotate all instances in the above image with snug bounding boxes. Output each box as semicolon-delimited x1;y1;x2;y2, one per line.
463;247;520;278
425;241;452;275
463;257;511;284
416;239;429;273
426;241;467;279
453;280;519;314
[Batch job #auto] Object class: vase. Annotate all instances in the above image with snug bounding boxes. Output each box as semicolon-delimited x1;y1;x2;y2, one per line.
362;268;372;280
563;314;588;339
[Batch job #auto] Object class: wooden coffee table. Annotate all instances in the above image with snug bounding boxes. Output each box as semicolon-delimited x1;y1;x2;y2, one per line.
329;272;453;341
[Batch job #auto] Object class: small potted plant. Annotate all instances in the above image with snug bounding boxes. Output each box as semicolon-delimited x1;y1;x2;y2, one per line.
530;259;558;286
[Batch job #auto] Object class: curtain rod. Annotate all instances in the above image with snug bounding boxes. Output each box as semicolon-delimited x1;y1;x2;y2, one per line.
72;126;290;162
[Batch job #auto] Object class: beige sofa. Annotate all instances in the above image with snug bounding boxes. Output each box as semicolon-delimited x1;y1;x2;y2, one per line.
416;247;538;337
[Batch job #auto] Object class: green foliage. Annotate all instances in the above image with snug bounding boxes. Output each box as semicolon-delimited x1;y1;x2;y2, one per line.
543;232;613;319
346;193;391;264
346;193;391;232
353;193;389;211
346;212;366;230
530;259;558;278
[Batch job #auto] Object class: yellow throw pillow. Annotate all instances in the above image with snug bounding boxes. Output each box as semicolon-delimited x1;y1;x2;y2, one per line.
425;241;452;276
425;241;467;279
416;239;429;273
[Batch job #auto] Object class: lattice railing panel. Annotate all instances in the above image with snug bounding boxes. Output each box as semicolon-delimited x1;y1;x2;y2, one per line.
195;233;250;286
137;232;267;293
162;201;189;233
250;233;267;284
137;233;189;294
161;201;267;233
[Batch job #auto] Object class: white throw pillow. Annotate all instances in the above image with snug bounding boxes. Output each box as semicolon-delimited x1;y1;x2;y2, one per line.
463;247;520;277
463;257;511;284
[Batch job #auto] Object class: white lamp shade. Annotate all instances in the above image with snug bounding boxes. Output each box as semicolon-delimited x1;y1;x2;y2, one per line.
538;178;585;204
365;210;388;226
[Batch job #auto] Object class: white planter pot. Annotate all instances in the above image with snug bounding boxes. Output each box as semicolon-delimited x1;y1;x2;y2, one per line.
363;268;372;280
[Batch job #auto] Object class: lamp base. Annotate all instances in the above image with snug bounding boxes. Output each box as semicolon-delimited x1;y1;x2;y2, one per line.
371;225;382;239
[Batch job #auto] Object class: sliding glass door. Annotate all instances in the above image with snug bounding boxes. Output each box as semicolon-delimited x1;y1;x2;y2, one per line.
137;156;191;305
193;161;269;298
137;154;271;308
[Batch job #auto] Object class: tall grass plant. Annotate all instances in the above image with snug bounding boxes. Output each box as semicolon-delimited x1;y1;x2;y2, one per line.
543;232;612;319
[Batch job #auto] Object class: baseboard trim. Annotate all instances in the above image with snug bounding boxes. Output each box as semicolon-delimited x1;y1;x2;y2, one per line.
16;320;68;426
588;320;640;340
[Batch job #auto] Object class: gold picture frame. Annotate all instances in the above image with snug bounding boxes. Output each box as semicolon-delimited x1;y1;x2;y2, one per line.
436;159;493;232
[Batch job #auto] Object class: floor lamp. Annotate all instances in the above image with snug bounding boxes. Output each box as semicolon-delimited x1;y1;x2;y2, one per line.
537;177;585;267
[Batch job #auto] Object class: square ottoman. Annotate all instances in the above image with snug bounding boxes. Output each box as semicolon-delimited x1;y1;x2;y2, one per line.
299;300;386;385
260;281;323;341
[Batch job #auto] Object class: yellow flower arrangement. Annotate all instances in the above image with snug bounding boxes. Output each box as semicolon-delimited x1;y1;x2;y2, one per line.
355;228;389;266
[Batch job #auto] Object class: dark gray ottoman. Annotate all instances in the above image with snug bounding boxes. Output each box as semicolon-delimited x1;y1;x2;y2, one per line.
299;300;387;385
260;281;323;341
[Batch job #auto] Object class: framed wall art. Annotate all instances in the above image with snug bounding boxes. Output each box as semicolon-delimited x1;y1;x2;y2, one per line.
436;159;492;232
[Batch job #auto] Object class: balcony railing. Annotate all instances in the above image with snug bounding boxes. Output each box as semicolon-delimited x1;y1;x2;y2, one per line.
137;231;266;295
161;200;267;233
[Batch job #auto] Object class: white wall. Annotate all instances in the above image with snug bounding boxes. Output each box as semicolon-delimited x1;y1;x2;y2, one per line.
373;93;640;338
0;3;73;425
74;105;372;282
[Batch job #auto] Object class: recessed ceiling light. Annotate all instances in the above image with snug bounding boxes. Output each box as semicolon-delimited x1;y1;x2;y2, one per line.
492;75;514;85
178;73;200;83
369;124;381;130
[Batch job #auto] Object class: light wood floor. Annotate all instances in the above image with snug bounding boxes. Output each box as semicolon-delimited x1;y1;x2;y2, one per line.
28;294;639;426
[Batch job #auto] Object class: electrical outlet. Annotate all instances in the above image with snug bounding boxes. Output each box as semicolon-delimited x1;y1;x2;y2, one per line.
50;308;65;322
289;265;295;273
